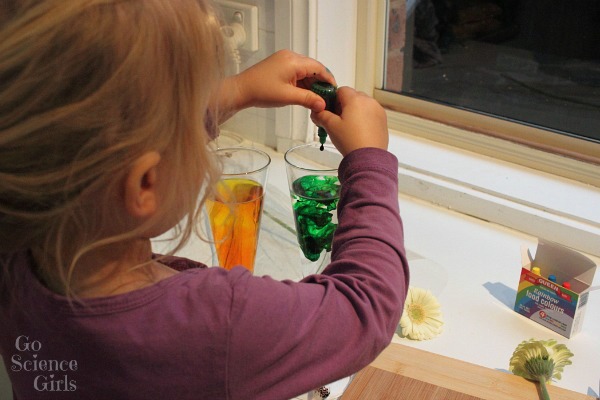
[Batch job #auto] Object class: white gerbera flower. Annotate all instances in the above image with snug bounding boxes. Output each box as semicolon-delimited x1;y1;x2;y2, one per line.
399;287;444;340
509;338;573;400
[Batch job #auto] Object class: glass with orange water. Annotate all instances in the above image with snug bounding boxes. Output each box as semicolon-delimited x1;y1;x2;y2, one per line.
205;147;270;273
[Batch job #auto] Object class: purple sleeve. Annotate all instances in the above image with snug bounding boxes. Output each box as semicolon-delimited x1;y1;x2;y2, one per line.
225;148;409;399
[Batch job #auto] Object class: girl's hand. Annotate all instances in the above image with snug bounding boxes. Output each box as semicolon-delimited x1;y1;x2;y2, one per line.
215;50;336;122
310;87;388;156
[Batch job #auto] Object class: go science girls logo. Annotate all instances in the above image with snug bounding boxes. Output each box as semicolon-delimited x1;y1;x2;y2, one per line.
10;335;77;392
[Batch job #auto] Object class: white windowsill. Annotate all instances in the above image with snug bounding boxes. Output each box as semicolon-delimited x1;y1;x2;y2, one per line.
387;114;600;258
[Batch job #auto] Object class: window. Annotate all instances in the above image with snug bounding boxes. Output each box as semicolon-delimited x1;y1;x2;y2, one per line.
358;0;600;186
347;0;600;256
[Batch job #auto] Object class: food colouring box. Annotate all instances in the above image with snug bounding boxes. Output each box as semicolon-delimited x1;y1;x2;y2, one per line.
514;240;597;338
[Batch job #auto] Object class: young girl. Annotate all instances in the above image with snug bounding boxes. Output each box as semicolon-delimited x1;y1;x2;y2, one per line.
0;1;409;399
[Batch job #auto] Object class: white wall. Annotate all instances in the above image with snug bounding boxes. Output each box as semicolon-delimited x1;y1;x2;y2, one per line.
313;0;357;88
220;0;278;148
221;0;358;150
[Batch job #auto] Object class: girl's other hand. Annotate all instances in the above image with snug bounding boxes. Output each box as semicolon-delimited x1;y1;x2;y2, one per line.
310;87;388;156
219;50;337;117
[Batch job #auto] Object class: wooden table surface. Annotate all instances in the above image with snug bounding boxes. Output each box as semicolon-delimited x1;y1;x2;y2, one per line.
342;343;595;400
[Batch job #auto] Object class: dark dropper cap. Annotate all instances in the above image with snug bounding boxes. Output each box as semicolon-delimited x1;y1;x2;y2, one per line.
311;82;337;150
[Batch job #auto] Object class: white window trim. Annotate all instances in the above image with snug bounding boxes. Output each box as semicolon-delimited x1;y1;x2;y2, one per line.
273;0;313;152
312;0;600;257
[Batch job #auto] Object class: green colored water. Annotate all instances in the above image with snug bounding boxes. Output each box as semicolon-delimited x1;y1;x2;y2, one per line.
291;175;341;261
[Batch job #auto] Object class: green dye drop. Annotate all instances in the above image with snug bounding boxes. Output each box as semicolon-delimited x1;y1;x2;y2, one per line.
291;175;341;261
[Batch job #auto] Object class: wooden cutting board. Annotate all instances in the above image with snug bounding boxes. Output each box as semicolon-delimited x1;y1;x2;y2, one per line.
342;343;594;400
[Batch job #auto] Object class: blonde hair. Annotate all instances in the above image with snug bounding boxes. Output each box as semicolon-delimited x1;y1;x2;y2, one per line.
0;0;224;296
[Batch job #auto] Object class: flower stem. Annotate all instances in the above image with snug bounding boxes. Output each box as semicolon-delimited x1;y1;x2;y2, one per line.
538;378;551;400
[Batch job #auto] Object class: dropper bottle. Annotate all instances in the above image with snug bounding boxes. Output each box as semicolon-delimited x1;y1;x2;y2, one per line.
311;82;337;150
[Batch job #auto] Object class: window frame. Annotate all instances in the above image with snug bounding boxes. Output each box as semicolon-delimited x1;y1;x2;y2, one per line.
356;0;600;187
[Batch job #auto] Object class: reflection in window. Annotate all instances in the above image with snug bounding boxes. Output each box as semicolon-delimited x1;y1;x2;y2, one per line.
384;0;600;143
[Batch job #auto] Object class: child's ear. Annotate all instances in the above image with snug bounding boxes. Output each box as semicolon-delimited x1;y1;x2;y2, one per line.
124;151;162;218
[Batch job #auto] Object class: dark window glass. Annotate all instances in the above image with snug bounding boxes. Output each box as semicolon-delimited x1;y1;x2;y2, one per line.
384;0;600;143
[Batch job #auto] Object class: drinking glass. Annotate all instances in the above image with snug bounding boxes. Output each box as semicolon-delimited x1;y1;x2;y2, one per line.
205;147;270;273
285;142;351;399
285;143;342;277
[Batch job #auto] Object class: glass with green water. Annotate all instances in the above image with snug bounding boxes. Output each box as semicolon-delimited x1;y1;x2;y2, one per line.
285;142;353;399
284;143;342;277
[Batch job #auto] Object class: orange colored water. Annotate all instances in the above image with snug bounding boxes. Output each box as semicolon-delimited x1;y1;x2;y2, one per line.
206;178;264;272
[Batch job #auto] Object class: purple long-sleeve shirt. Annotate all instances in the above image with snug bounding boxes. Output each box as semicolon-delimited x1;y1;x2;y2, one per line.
0;148;409;399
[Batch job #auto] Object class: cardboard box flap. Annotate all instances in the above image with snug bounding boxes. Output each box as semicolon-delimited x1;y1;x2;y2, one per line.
532;240;596;288
520;246;533;266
